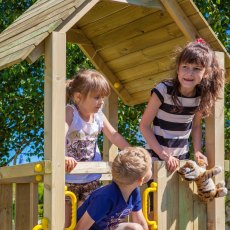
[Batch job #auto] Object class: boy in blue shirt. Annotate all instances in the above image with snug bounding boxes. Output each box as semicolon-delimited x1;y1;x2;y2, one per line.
75;147;152;230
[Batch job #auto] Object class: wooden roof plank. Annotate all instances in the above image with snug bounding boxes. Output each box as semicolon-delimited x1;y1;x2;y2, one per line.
106;36;186;72
101;23;183;66
117;58;172;83
0;32;49;59
160;0;199;41
0;46;35;70
80;5;156;39
0;0;77;43
56;0;100;33
0;20;62;53
109;0;164;10
5;0;69;31
77;1;129;27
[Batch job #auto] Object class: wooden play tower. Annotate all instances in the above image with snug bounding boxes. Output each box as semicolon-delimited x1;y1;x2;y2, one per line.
0;0;229;229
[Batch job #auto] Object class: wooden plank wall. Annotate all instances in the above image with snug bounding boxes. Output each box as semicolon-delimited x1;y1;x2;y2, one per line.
153;161;207;230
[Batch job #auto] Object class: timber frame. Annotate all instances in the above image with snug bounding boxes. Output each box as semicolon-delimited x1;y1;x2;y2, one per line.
0;1;229;229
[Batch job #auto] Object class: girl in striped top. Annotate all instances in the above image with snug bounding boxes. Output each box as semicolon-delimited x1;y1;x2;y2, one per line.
140;39;224;172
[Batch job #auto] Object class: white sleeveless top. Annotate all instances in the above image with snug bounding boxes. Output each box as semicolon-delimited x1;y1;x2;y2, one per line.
65;104;104;183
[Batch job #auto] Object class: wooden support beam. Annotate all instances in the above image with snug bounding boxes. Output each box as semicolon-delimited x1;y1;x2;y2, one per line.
56;0;100;33
205;51;225;230
0;161;51;181
102;91;118;161
109;0;163;9
67;28;91;45
44;32;66;230
160;0;199;41
26;41;45;64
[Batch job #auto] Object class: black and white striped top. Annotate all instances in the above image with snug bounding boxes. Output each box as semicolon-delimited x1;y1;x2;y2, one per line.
150;81;201;159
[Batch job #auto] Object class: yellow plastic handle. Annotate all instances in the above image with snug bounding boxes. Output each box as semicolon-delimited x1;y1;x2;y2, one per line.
142;182;158;230
32;218;48;230
65;187;77;230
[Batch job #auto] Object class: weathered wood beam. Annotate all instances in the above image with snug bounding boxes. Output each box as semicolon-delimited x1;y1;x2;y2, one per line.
68;28;133;105
109;0;164;9
55;0;100;33
26;41;45;64
160;0;199;41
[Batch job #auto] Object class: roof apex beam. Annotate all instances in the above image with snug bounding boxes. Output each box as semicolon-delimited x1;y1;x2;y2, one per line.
108;0;163;10
55;0;100;33
160;0;199;41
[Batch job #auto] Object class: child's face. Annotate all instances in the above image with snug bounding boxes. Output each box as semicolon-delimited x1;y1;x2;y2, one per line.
177;62;206;92
74;92;105;114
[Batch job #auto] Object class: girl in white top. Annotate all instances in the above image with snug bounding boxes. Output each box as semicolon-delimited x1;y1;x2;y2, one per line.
65;69;130;227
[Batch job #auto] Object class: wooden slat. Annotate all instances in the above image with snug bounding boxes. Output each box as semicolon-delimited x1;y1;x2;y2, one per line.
0;21;60;53
0;46;34;71
15;183;38;230
160;0;199;41
0;184;12;230
0;0;76;43
91;12;175;49
107;30;184;72
116;58;172;83
178;161;194;230
80;5;155;38
124;70;173;94
56;0;100;33
104;35;185;64
109;0;164;9
26;42;45;64
0;161;51;181
0;3;76;48
77;0;129;27
0;32;48;59
178;0;197;17
4;0;71;33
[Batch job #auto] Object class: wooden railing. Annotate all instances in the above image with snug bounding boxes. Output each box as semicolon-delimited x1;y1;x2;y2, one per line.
0;160;228;230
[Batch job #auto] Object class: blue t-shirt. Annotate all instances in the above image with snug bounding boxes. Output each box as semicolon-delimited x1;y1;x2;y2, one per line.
77;181;142;230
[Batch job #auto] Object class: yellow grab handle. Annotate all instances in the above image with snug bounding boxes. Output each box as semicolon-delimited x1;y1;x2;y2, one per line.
32;218;48;230
65;186;77;230
142;182;158;230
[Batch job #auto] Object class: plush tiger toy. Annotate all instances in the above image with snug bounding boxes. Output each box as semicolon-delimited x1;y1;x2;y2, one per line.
178;160;227;203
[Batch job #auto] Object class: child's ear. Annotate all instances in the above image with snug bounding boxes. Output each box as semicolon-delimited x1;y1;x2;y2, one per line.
74;92;82;104
137;177;144;186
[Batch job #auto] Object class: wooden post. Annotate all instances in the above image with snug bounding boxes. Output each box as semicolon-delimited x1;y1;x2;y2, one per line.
205;51;225;230
103;90;118;161
44;32;66;229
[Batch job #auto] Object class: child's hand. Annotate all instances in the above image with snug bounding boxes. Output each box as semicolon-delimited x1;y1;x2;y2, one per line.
166;155;179;172
65;156;77;173
194;151;208;166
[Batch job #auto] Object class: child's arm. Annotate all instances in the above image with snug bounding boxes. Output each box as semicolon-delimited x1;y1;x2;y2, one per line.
102;114;130;149
131;210;148;230
140;93;178;172
74;211;94;230
192;112;208;165
65;106;77;173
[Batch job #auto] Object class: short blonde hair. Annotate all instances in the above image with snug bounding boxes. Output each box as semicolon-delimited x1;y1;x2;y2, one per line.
112;147;152;185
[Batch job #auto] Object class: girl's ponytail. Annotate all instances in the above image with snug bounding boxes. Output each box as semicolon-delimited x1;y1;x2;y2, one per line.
66;79;74;104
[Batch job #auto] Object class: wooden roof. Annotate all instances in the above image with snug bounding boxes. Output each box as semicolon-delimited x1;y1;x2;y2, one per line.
0;0;229;105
